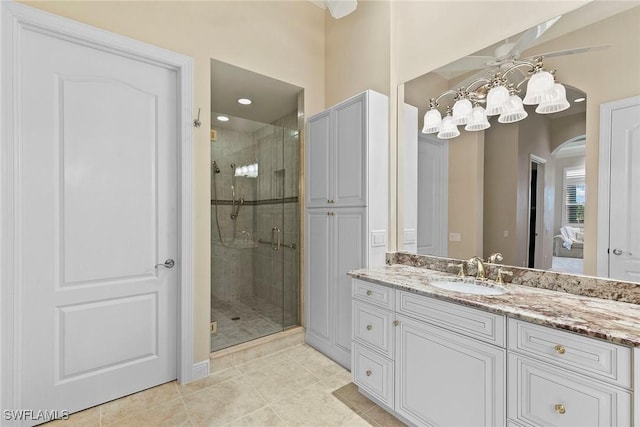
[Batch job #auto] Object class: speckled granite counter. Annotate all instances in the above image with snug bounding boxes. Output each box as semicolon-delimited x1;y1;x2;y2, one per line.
348;264;640;347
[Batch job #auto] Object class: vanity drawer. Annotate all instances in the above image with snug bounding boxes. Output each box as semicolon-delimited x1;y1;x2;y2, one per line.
352;343;394;408
508;319;631;388
508;354;631;427
396;290;505;347
353;300;393;358
352;279;394;310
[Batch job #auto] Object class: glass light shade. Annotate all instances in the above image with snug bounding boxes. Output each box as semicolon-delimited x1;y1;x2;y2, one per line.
464;105;490;131
437;115;460;139
522;70;555;105
452;98;473;125
535;83;570;114
422;108;442;134
485;85;510;116
499;95;529;123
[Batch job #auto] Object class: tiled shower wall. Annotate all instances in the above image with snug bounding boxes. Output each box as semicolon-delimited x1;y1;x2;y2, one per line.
211;111;299;327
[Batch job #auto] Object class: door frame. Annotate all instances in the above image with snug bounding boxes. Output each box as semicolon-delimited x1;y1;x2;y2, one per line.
597;96;640;276
526;154;546;268
0;1;195;415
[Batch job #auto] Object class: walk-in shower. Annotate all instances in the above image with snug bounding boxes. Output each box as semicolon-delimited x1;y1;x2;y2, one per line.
210;113;300;352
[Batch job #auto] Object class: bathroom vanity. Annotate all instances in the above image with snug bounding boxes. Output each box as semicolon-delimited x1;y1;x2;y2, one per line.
349;262;640;427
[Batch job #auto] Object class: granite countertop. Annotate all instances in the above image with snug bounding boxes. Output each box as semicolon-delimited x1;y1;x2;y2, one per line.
348;264;640;347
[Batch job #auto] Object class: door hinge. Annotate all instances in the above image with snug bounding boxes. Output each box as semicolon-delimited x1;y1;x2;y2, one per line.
210;321;218;334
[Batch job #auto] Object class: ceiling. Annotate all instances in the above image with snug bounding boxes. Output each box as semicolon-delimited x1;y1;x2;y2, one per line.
210;59;302;130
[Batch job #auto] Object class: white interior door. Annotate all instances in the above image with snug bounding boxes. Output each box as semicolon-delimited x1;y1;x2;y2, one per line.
608;102;640;281
417;135;448;256
15;14;178;417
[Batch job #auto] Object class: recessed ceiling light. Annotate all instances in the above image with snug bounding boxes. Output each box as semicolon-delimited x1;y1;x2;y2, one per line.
216;115;230;122
574;97;586;103
237;98;252;105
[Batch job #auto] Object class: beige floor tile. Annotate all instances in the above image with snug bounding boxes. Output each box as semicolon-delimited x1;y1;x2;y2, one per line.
45;406;100;426
296;348;347;380
100;381;181;425
104;398;191;427
243;359;320;403
179;367;244;396
210;354;235;373
270;382;357;427
225;407;286;427
183;376;266;427
343;413;376;427
321;369;353;391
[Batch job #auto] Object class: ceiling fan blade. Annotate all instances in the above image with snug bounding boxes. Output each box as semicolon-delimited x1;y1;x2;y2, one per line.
523;44;612;61
436;56;497;74
499;15;562;60
452;67;498;91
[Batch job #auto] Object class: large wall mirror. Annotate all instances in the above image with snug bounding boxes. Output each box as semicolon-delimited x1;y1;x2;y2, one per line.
398;2;640;282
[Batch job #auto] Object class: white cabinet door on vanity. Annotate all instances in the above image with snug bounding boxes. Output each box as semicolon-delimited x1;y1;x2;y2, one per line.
395;314;506;427
306;208;365;368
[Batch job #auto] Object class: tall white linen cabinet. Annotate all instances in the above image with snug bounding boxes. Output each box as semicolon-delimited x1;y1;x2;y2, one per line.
305;90;389;369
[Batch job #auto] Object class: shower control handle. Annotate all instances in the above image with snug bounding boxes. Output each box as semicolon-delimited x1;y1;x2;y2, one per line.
155;259;175;269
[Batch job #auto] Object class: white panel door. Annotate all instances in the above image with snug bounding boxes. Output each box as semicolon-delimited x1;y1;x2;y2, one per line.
609;103;640;281
306;210;332;346
18;22;178;415
417;135;448;256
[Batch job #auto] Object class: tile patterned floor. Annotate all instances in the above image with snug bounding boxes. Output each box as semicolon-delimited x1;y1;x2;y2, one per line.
211;296;283;352
46;344;406;427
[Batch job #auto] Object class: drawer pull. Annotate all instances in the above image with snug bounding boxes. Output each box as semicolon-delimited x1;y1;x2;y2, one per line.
366;324;372;331
366;290;373;296
393;320;400;327
554;403;566;414
555;344;566;355
366;370;372;376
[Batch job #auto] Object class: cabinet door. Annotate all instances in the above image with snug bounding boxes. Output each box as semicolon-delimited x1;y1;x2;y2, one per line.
307;111;331;207
508;354;631;427
332;207;366;368
333;93;367;206
305;209;332;347
395;314;506;427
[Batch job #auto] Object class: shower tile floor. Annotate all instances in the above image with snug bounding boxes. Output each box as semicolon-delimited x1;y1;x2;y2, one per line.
211;296;284;352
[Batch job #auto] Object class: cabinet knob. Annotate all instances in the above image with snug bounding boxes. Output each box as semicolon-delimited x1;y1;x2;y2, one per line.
366;370;372;377
393;320;400;327
554;403;566;415
366;324;372;331
366;290;373;296
554;344;566;355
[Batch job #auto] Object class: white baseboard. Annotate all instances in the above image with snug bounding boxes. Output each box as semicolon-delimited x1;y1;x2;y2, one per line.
190;360;210;383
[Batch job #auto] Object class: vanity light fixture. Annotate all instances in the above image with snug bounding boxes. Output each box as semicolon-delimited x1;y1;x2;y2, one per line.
217;115;230;122
422;57;569;138
237;98;252;105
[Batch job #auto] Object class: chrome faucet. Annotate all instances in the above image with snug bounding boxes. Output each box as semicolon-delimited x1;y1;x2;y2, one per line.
468;256;486;280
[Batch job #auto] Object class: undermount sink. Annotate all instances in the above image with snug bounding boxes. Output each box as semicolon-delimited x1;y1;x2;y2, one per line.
429;277;507;296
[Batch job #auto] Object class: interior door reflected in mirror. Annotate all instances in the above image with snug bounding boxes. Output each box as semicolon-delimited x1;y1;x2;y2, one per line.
400;2;640;282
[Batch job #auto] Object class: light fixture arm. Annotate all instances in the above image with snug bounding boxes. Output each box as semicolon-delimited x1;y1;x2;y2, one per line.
434;89;459;105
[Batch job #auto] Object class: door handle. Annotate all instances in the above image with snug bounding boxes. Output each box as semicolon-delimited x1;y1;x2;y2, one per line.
612;248;632;256
271;226;281;251
155;259;175;269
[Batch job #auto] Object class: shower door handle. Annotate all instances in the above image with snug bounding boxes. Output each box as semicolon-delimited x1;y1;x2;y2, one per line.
271;226;281;251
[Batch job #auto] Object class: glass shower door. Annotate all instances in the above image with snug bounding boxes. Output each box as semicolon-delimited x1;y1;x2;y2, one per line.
210;115;299;352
